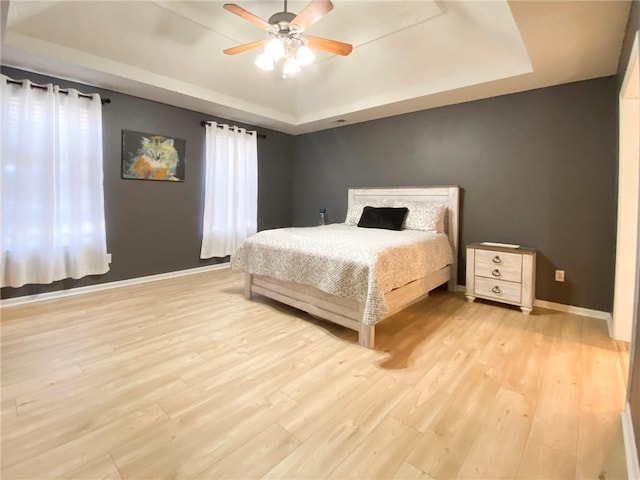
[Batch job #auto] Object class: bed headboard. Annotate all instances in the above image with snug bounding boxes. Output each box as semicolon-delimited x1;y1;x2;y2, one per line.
348;186;460;291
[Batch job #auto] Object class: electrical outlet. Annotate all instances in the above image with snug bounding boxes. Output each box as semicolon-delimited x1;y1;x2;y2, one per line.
555;270;565;282
107;253;112;264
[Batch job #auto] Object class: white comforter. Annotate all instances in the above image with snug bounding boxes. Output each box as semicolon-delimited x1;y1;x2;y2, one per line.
230;224;453;325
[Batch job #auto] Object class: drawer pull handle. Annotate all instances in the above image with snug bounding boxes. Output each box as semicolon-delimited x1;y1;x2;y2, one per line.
492;256;502;264
492;269;501;277
491;286;502;295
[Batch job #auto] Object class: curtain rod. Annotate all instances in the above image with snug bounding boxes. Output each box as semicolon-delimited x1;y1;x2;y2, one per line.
200;120;266;139
5;78;111;105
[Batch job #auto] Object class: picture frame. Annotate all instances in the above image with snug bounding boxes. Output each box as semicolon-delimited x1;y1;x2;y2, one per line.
121;130;186;182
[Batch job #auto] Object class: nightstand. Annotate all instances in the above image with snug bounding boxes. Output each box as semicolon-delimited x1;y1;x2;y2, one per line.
465;242;536;314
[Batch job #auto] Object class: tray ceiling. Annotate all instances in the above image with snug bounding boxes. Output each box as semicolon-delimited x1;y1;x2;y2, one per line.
0;1;631;134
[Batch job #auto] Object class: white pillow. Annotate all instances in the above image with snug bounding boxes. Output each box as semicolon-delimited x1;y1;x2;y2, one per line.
345;199;391;225
393;201;446;232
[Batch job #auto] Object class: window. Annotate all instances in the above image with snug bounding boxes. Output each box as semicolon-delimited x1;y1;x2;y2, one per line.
1;76;109;287
200;122;258;258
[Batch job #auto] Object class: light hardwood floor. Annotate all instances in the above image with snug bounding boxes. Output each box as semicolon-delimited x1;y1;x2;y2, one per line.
1;268;630;479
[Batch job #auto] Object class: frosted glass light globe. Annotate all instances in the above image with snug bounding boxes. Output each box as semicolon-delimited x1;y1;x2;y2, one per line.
296;45;315;66
283;57;301;75
255;52;274;71
265;38;285;60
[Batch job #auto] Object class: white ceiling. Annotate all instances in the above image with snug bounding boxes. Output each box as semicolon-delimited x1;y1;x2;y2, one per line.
0;0;631;135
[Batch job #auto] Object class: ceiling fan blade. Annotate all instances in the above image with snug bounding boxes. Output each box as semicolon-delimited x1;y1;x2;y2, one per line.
290;0;334;30
223;39;267;55
223;4;271;30
304;35;353;56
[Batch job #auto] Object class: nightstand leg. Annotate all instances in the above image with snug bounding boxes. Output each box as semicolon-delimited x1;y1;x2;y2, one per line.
521;306;532;315
465;295;476;303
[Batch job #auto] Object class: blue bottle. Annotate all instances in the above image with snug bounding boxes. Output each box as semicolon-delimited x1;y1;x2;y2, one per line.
319;208;327;225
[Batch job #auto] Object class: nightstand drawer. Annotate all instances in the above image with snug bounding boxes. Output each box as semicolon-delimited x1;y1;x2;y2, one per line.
475;250;522;282
474;277;522;303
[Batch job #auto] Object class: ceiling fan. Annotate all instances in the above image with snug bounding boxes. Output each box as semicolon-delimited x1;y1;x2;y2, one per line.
222;0;353;76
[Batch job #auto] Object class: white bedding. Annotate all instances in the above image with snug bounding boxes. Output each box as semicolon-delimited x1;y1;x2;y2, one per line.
230;224;453;326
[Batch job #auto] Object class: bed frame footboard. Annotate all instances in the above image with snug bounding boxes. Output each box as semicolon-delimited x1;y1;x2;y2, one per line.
243;266;450;349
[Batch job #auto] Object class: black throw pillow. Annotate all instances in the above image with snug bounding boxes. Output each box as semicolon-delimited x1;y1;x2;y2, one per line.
357;206;409;231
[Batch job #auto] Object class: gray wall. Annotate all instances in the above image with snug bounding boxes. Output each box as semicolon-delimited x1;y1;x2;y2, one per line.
618;0;640;465
1;66;293;299
292;77;618;313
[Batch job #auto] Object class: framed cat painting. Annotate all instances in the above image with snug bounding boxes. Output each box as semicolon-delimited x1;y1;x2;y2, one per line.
121;130;186;182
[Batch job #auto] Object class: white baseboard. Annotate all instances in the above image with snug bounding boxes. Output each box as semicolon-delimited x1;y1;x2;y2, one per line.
533;298;613;324
456;285;613;325
0;263;230;308
622;403;640;480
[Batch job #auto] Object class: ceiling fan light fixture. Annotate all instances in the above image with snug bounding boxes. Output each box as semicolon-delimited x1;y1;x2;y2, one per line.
223;0;352;78
296;45;315;66
265;37;285;60
255;52;274;71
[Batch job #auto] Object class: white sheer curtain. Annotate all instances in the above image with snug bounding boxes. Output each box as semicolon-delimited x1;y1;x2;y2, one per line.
200;122;257;258
1;75;109;288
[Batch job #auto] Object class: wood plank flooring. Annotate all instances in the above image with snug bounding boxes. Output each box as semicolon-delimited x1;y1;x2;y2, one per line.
0;268;630;479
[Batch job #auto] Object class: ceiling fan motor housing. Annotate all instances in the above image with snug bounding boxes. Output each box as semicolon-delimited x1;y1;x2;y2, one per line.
268;11;297;33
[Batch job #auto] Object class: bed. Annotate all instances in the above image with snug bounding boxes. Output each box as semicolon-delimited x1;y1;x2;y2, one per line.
231;186;460;348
